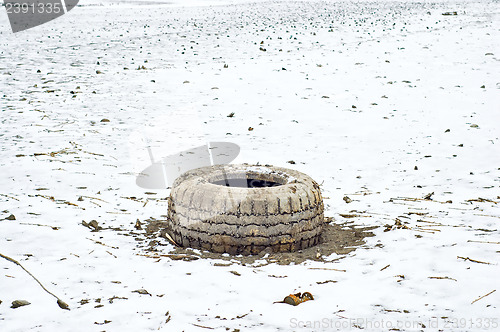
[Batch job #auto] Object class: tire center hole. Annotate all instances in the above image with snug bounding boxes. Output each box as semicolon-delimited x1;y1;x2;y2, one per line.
211;176;283;188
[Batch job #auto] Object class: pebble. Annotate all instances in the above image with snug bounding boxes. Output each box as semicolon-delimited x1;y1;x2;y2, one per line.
11;300;30;309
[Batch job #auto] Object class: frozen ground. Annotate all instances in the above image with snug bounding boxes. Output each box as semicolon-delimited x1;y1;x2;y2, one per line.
1;0;499;331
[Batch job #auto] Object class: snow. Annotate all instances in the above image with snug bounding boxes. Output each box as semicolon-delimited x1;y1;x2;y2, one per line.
1;0;499;331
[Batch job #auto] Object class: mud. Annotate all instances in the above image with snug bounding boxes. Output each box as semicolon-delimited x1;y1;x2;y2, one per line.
142;217;377;265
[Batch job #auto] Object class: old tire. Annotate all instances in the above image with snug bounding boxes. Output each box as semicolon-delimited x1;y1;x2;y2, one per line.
165;164;324;255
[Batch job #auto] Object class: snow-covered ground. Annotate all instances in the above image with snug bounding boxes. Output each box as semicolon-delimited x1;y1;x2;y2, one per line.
1;0;499;330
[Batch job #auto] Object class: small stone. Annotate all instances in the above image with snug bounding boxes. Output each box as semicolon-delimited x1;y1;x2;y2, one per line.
11;300;30;308
135;219;142;230
77;196;83;201
248;127;254;131
132;289;151;296
445;129;450;133
57;299;70;310
100;118;110;123
227;112;235;118
470;124;479;128
5;214;16;220
343;196;352;203
414;166;418;170
287;160;296;164
229;270;241;276
480;85;485;88
83;220;101;231
96;70;102;74
88;220;100;231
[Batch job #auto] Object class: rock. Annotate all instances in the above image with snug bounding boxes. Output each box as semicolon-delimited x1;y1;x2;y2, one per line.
57;299;70;310
11;300;30;308
5;214;16;220
88;220;100;231
82;220;101;231
343;196;352;203
132;289;151;296
227;112;235;118
135;219;142;230
100;118;110;123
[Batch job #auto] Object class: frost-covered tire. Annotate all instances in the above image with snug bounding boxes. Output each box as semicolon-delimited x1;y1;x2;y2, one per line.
165;164;324;255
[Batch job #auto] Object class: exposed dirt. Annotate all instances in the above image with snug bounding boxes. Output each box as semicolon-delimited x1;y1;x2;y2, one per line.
139;217;377;265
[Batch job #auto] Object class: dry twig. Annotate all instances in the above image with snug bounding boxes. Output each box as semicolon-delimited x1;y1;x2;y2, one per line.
380;264;390;271
308;267;346;272
467;240;500;245
457;256;492;265
428;276;457;281
0;253;69;310
471;290;496;304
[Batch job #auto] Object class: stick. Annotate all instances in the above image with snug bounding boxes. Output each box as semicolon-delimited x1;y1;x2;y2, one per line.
471;290;496;304
0;253;69;310
308;267;346;272
457;256;492;265
0;193;19;201
467;240;500;245
380;264;390;271
192;323;214;329
429;276;457;281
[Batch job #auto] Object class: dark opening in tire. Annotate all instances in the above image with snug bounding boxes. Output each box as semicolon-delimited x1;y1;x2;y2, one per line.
210;176;283;188
165;164;324;255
